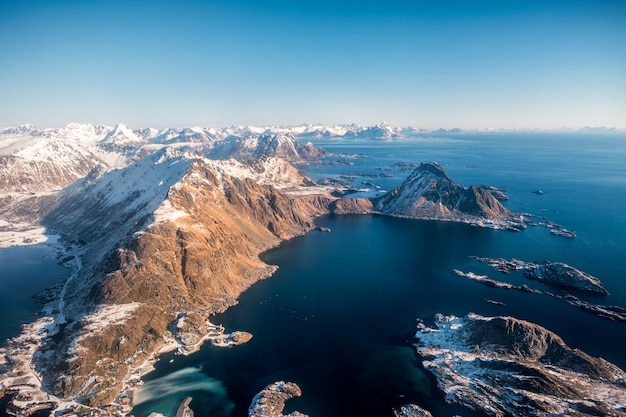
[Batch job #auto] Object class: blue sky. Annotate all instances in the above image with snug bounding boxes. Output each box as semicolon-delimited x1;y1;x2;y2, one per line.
1;0;625;129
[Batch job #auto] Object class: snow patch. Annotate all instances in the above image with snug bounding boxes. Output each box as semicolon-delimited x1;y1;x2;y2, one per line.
77;303;141;340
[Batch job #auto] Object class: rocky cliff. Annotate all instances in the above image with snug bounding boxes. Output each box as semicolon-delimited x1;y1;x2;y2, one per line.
31;151;334;406
328;197;374;214
372;162;521;230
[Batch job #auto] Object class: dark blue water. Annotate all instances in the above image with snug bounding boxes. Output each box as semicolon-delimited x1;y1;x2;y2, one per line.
0;244;67;343
134;133;626;417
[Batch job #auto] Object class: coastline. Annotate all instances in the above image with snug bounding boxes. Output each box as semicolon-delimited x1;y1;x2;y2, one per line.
0;159;585;416
0;206;552;416
0;222;313;417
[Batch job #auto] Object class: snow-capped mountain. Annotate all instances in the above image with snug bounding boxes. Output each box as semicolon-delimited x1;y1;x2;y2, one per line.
33;149;334;405
0;123;135;193
208;132;326;162
0;123;327;193
342;121;398;140
141;126;221;145
98;123;146;153
0;124;38;136
373;162;519;229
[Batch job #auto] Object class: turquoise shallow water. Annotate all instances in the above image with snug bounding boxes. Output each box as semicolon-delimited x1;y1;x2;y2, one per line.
133;133;626;417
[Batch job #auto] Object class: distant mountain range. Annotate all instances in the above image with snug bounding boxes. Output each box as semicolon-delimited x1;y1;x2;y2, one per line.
4;121;620;193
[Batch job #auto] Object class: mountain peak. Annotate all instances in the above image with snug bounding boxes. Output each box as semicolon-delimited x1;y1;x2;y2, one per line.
373;162;517;229
413;162;449;179
100;123;143;148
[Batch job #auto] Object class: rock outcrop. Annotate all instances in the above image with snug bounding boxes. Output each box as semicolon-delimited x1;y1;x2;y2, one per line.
524;261;609;295
415;313;626;417
328;197;374;214
372;162;522;230
248;381;308;417
471;257;609;295
393;404;433;417
453;269;540;294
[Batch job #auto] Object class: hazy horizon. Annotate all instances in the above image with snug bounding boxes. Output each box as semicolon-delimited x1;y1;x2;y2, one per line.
2;121;625;133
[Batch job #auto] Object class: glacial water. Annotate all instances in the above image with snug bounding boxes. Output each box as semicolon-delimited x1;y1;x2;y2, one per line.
0;244;67;343
132;133;626;417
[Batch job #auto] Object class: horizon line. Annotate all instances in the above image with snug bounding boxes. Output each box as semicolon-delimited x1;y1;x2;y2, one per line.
2;122;625;133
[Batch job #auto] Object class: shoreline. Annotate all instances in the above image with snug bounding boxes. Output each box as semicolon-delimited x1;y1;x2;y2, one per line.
0;230;287;417
0;298;256;417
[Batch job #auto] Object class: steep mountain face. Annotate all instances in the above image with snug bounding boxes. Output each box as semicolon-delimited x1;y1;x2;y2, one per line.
328;197;374;214
37;151;334;406
372;162;518;229
416;313;626;417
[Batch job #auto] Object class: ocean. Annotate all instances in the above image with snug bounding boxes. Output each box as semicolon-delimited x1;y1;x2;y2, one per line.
131;132;626;417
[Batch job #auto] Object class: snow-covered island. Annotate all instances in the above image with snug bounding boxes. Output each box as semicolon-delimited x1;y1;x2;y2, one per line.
415;313;626;416
248;381;308;417
372;162;526;231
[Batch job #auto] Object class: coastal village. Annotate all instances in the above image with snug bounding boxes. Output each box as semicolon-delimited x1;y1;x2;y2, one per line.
0;313;251;417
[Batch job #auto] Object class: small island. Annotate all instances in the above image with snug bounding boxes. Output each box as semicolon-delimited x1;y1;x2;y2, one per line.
470;256;609;294
248;381;308;417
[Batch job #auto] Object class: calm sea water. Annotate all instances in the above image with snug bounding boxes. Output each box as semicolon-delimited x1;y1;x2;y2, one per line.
0;244;67;343
132;133;626;417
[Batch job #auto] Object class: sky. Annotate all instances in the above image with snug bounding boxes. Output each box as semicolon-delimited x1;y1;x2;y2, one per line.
0;0;625;130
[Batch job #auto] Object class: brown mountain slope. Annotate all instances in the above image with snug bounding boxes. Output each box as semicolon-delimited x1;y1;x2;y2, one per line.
37;157;334;406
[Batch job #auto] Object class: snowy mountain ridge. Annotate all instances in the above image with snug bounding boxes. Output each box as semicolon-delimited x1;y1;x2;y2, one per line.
0;123;327;195
23;147;335;406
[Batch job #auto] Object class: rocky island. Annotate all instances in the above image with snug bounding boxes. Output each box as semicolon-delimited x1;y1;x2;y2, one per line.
415;313;626;417
371;162;525;231
524;261;609;295
248;381;308;417
471;256;609;295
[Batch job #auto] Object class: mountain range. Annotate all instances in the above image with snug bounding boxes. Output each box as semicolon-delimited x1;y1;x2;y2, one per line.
0;123;621;416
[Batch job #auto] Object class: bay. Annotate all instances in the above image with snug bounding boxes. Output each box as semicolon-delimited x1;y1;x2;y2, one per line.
0;244;67;343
